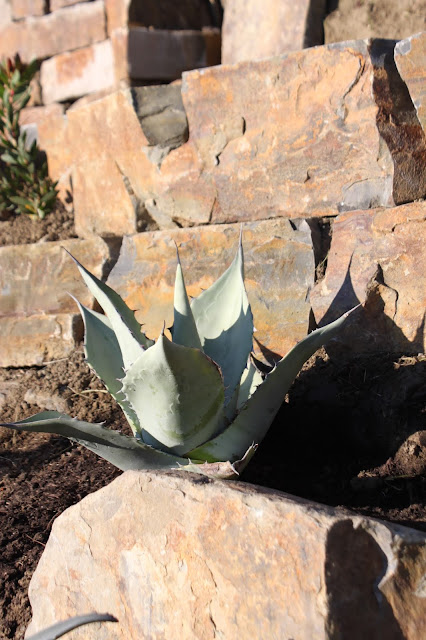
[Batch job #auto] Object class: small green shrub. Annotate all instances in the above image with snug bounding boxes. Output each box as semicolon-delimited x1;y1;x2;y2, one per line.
0;54;58;220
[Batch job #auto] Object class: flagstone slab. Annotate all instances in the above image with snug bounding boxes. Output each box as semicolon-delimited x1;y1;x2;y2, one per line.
38;38;426;236
222;0;326;64
0;313;82;367
310;202;426;355
0;237;111;318
26;469;426;639
106;219;316;360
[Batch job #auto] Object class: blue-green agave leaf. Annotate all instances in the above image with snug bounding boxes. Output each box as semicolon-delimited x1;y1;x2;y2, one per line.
72;299;141;435
0;412;246;479
188;308;357;462
171;248;202;350
27;613;118;640
0;412;197;471
121;333;225;456
237;360;263;411
190;235;253;406
65;250;153;369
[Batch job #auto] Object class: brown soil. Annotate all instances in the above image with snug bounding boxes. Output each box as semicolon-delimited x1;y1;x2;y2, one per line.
0;347;425;639
0;203;76;247
0;193;424;638
324;0;426;43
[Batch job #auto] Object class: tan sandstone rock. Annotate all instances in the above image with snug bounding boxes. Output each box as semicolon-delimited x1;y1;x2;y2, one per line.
395;32;426;134
106;219;315;360
0;236;111;318
26;470;426;639
65;88;158;237
0;313;82;367
11;0;46;19
310;202;426;355
20;103;64;127
222;0;326;64
0;0;12;28
180;39;425;224
40;40;115;104
0;237;112;366
36;38;425;234
0;0;106;62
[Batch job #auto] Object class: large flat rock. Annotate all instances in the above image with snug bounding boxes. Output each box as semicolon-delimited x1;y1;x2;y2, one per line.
0;237;111;366
46;38;425;237
0;313;82;367
40;39;115;104
106;219;315;360
0;237;111;317
0;0;106;62
310;202;426;355
26;470;426;639
222;0;326;64
180;38;425;224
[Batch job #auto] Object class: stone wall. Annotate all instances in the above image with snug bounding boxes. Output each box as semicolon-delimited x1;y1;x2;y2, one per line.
0;32;424;367
0;0;221;107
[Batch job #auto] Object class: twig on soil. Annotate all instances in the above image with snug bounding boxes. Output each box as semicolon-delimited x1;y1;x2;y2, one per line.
41;357;70;365
68;386;109;398
24;534;46;547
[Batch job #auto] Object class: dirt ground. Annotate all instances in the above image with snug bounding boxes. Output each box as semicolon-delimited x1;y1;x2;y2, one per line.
0;348;424;639
324;0;426;43
0;203;76;247
0;210;425;639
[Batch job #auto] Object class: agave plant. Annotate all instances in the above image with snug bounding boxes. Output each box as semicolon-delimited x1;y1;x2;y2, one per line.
0;237;355;479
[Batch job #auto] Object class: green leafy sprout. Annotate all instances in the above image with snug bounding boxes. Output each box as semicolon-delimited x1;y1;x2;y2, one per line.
0;55;58;219
0;236;356;479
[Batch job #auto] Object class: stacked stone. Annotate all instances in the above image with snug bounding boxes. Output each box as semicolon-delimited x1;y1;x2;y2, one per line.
0;5;425;637
0;29;425;366
0;0;221;105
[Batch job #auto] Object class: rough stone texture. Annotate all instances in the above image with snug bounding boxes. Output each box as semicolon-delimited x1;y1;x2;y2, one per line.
104;0;131;33
107;219;315;360
0;237;111;318
26;470;426;639
127;27;221;81
36;109;71;182
60;84;190;236
177;38;425;224
40;40;115;104
0;0;106;63
20;102;64;127
37;38;426;234
130;84;189;156
0;0;12;28
222;0;326;64
395;32;426;134
11;0;45;19
64;89;157;237
0;313;82;367
310;202;426;355
325;0;426;44
109;26;129;86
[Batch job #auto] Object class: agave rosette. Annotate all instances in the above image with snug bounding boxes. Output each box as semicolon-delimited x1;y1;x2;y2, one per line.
0;236;354;479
